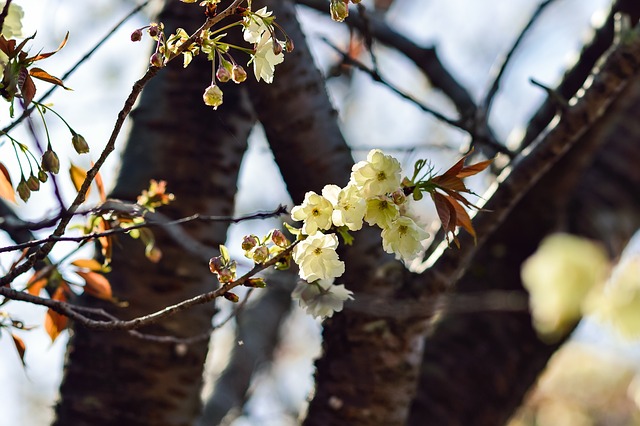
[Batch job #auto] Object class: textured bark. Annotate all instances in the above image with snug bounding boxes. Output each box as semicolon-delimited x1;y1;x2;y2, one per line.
53;2;254;425
408;46;640;426
246;2;428;424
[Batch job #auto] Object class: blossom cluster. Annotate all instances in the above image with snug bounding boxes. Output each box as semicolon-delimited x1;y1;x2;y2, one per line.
289;149;430;318
523;233;640;341
132;4;291;111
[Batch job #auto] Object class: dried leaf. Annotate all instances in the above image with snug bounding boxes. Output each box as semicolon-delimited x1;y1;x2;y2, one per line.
76;270;112;300
45;286;68;343
69;163;90;197
29;67;69;89
11;333;26;366
93;165;106;202
71;259;103;272
0;162;16;203
26;277;48;296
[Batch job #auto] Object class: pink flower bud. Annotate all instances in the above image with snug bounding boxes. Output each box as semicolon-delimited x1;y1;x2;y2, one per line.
216;66;231;83
148;24;161;38
271;229;289;247
150;52;164;68
272;40;283;55
251;245;269;264
241;235;259;251
232;65;247;84
285;38;294;53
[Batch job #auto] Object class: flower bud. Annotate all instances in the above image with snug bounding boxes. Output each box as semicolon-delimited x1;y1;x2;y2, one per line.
216;66;231;83
17;179;30;202
330;0;349;22
26;175;40;191
391;189;406;206
209;256;224;274
271;229;289;247
231;65;247;84
245;278;267;288
223;292;239;303
217;267;235;283
272;40;283;55
251;245;269;264
150;52;164;68
241;235;259;251
148;24;161;38
202;84;223;109
130;29;143;42
38;170;48;183
285;38;294;53
41;149;60;174
72;133;90;154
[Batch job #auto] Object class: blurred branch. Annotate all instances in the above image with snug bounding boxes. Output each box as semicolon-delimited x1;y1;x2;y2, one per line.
480;0;556;115
518;0;640;151
323;38;514;156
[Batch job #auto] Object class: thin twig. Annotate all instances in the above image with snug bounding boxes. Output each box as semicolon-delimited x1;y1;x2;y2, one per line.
481;0;556;114
0;243;294;332
0;205;287;254
0;0;246;288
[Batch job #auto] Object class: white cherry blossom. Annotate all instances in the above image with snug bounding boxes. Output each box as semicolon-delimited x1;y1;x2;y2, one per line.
322;184;366;231
350;149;401;198
250;32;284;84
292;279;353;319
381;216;429;262
291;191;334;235
292;232;345;282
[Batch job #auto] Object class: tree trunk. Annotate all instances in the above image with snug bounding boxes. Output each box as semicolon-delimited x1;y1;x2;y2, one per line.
53;2;255;425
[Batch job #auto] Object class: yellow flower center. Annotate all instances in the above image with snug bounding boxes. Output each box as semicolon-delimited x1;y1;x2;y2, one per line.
312;208;320;216
377;171;386;181
314;247;323;255
398;225;408;235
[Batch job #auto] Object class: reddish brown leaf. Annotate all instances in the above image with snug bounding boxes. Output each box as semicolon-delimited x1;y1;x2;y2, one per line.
76;270;112;300
432;192;457;235
457;158;493;178
431;174;467;192
19;71;36;107
26;32;69;62
96;219;112;264
450;197;477;241
71;259;102;272
0;162;16;203
29;67;69;89
11;333;26;365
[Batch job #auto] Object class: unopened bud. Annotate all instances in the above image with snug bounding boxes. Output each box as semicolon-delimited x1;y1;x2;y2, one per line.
72;133;90;154
216;66;231;83
232;65;247;84
131;29;143;42
217;267;235;283
202;84;223;109
38;169;48;183
285;38;294;53
17;179;30;202
41;150;60;174
150;52;164;68
391;189;406;206
272;40;283;55
251;245;269;264
271;229;289;247
245;278;267;288
330;0;349;22
209;256;224;274
241;235;259;251
223;292;239;303
26;175;40;191
148;24;161;38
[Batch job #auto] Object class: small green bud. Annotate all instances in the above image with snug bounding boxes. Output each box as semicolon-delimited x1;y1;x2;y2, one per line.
330;0;349;22
72;133;90;154
38;169;48;183
26;175;40;191
17;179;31;202
245;278;267;288
41;150;60;174
251;245;269;264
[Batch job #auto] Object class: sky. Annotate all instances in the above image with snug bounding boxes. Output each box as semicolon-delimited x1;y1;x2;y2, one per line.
1;0;634;425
